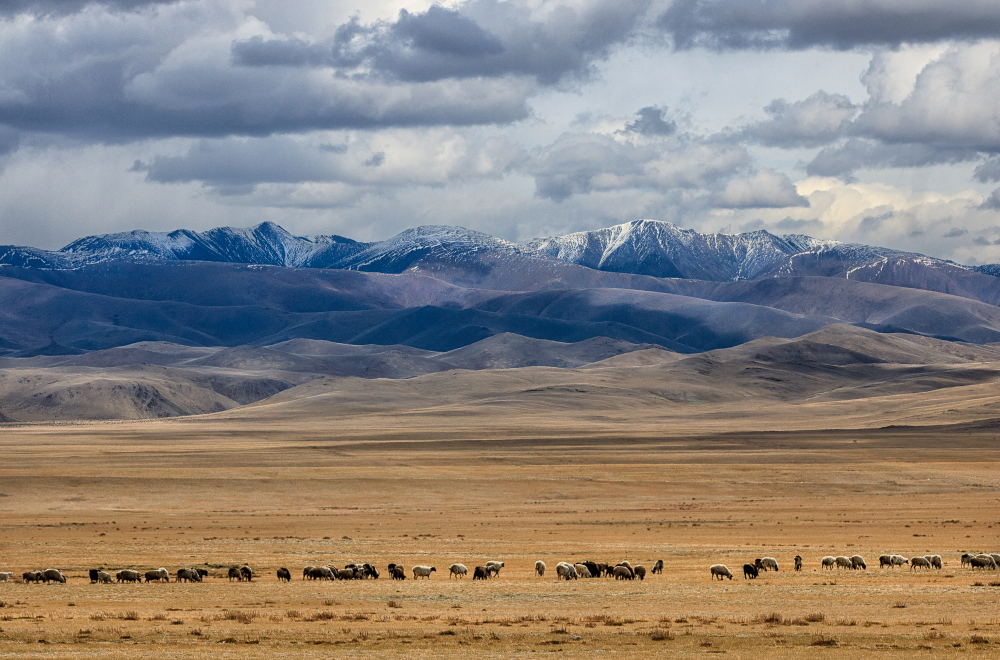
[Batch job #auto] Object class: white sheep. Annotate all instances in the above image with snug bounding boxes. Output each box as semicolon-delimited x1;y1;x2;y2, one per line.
924;555;942;569
574;563;592;578
485;561;504;578
910;556;931;570
710;564;732;580
97;571;114;584
890;554;909;568
535;561;545;577
555;562;577;580
835;556;853;570
851;555;866;570
449;564;468;579
760;557;779;571
821;556;836;570
412;565;436;580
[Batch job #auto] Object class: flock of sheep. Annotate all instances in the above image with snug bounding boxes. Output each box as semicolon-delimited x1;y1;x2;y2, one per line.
709;552;1000;580
3;552;997;585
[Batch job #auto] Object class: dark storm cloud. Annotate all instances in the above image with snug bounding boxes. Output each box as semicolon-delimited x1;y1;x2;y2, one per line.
806;139;982;177
233;0;651;86
0;1;175;16
659;0;1000;51
974;157;1000;183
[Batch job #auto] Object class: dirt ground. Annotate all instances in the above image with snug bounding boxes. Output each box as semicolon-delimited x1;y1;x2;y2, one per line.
1;385;999;658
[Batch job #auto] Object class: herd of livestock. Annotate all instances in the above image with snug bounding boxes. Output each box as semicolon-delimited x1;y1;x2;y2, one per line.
1;552;997;585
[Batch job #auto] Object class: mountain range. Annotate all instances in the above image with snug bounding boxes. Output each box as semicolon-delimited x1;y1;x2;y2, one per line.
2;218;1000;421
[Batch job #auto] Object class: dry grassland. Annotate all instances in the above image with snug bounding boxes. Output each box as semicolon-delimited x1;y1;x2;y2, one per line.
1;377;999;658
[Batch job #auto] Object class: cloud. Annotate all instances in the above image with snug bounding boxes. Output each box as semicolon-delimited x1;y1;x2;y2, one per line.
0;1;649;143
712;169;809;208
944;227;969;237
741;91;855;148
975;156;1000;182
622;106;676;136
135;130;527;192
980;188;1000;209
526;132;749;201
232;0;651;86
659;0;1000;51
0;1;176;16
806;139;980;177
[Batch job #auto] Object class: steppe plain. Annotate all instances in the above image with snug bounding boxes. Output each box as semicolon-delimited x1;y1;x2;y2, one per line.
1;326;999;658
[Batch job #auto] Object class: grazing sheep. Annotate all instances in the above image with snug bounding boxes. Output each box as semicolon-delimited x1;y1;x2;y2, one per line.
145;568;169;583
176;568;202;583
42;569;66;584
652;559;664;574
710;564;733;581
890;555;909;568
556;562;578;580
116;570;142;583
319;566;335;580
473;566;489;580
575;564;592;578
535;561;545;577
970;556;997;570
336;568;358;580
910;556;932;570
879;554;892;568
754;558;764;570
277;567;291;582
821;556;836;570
391;566;406;580
88;569;99;583
961;553;974;568
835;556;853;570
613;565;635;580
240;565;253;582
303;565;316;580
22;571;43;584
975;554;997;569
743;563;759;579
760;557;779;572
634;565;646;581
617;561;632;570
485;561;504;578
228;567;242;582
991;554;1000;566
793;555;802;571
412;566;436;580
449;564;468;579
196;569;208;579
924;555;942;570
365;564;380;579
0;571;12;582
851;555;867;570
97;571;114;584
582;561;600;578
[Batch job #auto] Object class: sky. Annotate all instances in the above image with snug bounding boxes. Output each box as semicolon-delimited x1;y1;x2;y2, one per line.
2;1;1000;265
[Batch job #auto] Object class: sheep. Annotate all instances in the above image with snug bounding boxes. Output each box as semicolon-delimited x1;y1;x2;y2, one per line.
634;565;646;580
970;556;997;570
617;560;632;570
88;569;100;583
890;554;909;568
0;571;12;582
851;555;867;570
754;558;764;571
116;569;142;583
22;571;43;583
879;554;892;568
97;571;114;584
652;559;664;574
277;568;291;582
473;566;489;580
556;562;578;580
743;563;759;579
794;555;803;571
961;553;974;568
991;554;1000;566
924;555;942;570
240;565;253;582
412;566;436;580
196;569;208;579
228;567;242;582
910;556;932;570
575;564;592;578
582;561;600;578
176;568;202;583
535;561;545;577
145;568;169;583
365;564;380;579
760;557;779;572
485;561;504;578
303;565;316;580
710;564;733;580
613;565;634;580
449;564;468;579
975;554;997;569
821;556;836;570
391;566;406;580
835;556;853;570
319;566;336;580
42;569;66;584
336;568;358;580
